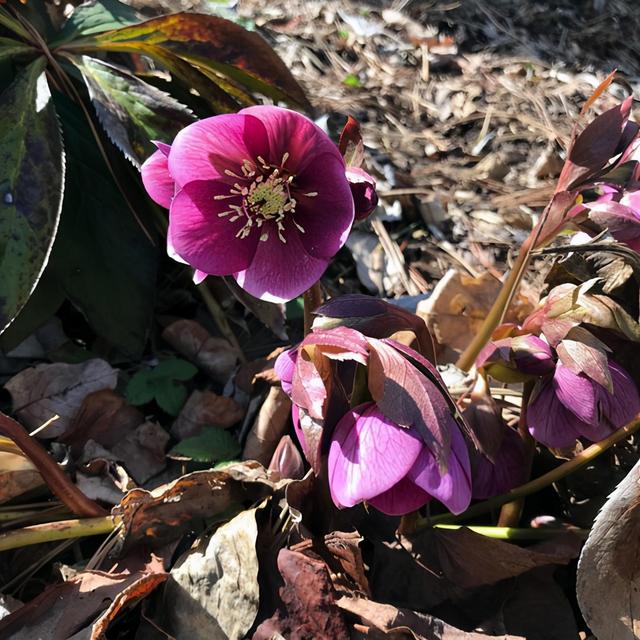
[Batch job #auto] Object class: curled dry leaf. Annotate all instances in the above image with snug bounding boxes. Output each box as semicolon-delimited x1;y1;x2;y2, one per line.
417;269;535;357
253;549;350;640
243;386;292;465
577;458;640;640
0;451;44;504
4;359;118;437
336;596;523;640
171;389;245;439
163;508;261;640
324;531;370;597
162;319;238;383
114;461;282;550
0;569;167;640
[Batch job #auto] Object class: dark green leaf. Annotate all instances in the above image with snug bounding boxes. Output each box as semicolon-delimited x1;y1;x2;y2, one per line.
74;55;195;166
80;12;310;109
153;357;198;382
155;380;188;416
54;0;141;44
0;37;36;64
170;426;241;462
0;57;65;333
125;370;157;406
49;93;157;358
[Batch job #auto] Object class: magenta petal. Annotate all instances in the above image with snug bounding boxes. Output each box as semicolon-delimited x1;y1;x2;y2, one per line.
168;113;269;188
367;476;432;516
598;359;640;430
192;270;207;284
527;377;583;448
408;425;472;514
234;221;328;302
169;180;258;275
275;347;298;395
141;148;174;208
239;105;343;174
328;403;423;509
293;153;355;259
554;364;597;424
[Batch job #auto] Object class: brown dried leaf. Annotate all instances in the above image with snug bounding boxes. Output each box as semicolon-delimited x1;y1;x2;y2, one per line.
4;359;118;437
163;508;261;639
577;458;640;640
162;319;238;383
324;531;371;596
114;461;281;549
0;451;44;504
171;389;244;440
253;549;350;640
417;270;534;356
242;386;292;465
0;570;166;639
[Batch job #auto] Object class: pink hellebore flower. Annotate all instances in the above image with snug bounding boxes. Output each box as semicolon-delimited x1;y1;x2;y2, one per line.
141;106;356;302
328;402;471;516
527;359;640;448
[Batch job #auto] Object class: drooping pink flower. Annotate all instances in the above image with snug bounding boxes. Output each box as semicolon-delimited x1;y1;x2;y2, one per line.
141;106;357;302
328;402;471;516
527;359;640;448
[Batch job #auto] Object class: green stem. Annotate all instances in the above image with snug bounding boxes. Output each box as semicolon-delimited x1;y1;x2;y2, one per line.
0;516;116;552
422;413;640;528
0;6;32;40
433;524;589;540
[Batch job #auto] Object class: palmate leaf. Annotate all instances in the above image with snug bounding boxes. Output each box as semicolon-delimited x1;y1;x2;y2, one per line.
73;55;195;166
69;12;310;110
0;57;65;333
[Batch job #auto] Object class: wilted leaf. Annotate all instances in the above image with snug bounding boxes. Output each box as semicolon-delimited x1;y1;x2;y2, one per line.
324;531;370;596
243;386;292;465
74;55;195;166
0;57;64;333
55;0;141;42
0;451;44;504
171;389;244;439
163;508;260;639
253;549;350;640
110;420;169;483
114;461;280;549
170;425;240;462
577;458;640;639
82;12;310;109
162;319;238;383
5;358;118;437
0;569;166;639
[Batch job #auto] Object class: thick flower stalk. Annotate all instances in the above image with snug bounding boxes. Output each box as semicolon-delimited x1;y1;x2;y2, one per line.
141;106;376;302
276;317;472;517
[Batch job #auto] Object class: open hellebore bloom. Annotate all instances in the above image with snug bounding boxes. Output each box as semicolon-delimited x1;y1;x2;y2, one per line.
527;359;640;448
276;324;472;516
141;106;356;302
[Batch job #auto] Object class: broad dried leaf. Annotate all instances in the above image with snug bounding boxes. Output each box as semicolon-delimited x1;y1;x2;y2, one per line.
75;55;195;166
0;570;166;639
0;57;64;333
577;458;640;639
243;386;292;465
86;13;310;109
162;319;238;384
163;508;260;639
253;549;350;640
171;389;244;439
0;451;44;504
5;359;118;437
114;461;281;549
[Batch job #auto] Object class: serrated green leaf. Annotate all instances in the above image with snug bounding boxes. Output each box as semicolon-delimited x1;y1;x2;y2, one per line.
49;92;156;358
54;0;141;44
155;379;188;416
0;57;65;334
171;426;240;462
74;55;195;166
152;357;198;382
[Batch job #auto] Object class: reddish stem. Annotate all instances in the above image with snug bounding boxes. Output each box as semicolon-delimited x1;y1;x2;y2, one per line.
0;412;107;518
